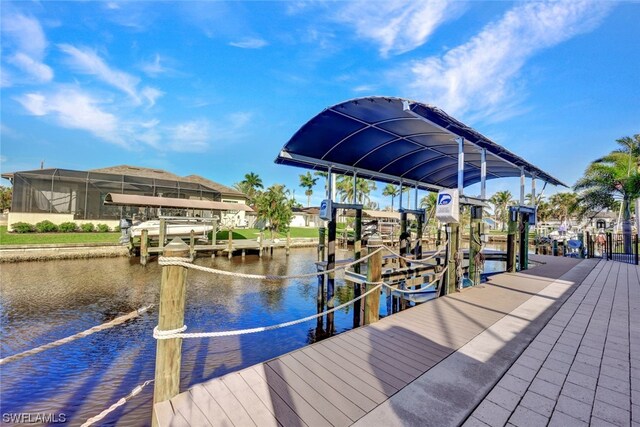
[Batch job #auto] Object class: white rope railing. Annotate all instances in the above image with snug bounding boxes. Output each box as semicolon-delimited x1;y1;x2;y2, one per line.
153;265;448;341
80;379;154;426
153;281;386;340
158;246;386;280
387;266;448;294
0;305;155;366
382;241;448;266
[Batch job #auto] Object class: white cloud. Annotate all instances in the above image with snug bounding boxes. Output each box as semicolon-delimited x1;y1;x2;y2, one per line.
59;44;140;99
141;87;164;108
406;1;612;121
229;38;268;49
1;12;53;83
169;120;210;152
8;53;54;83
15;88;121;144
140;54;173;77
335;0;460;57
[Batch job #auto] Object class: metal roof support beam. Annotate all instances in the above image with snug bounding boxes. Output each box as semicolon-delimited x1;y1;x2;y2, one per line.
277;150;444;192
520;167;525;206
457;137;465;196
353;170;357;204
399;179;403;210
327;165;333;202
531;174;537;207
414;184;418;212
480;148;487;200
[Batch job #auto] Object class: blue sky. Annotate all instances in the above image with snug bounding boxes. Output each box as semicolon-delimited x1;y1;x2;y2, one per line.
1;1;639;208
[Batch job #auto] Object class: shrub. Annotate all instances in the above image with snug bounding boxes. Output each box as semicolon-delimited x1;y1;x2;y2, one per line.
96;223;110;232
59;222;78;232
12;222;35;233
35;220;58;233
114;225;121;232
81;223;95;232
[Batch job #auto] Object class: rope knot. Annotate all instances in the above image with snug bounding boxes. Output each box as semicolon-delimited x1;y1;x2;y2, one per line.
153;325;187;340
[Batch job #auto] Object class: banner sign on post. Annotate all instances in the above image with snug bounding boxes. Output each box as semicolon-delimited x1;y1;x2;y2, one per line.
435;189;459;223
319;199;333;221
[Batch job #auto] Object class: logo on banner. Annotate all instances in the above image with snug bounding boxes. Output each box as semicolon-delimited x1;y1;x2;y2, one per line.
438;193;452;206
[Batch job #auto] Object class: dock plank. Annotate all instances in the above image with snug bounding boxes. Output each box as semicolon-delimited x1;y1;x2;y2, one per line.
239;367;306;427
159;255;600;427
188;385;234;427
220;372;279;427
253;365;333;427
201;377;257;426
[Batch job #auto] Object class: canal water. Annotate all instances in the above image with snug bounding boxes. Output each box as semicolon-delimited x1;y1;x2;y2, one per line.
1;247;506;426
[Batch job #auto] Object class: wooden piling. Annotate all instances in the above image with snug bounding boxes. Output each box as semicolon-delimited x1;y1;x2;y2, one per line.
189;230;196;260
152;238;190;427
159;218;167;250
519;214;529;270
227;229;233;259
364;243;382;325
469;206;482;284
259;231;264;258
318;227;326;262
506;212;517;272
140;229;149;266
286;230;291;256
446;223;460;294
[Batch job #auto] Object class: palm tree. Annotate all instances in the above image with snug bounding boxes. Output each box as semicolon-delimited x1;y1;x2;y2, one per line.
575;135;640;251
235;172;263;207
299;172;318;207
548;192;578;223
419;192;438;221
254;184;294;239
489;190;513;231
335;176;377;205
382;184;399;211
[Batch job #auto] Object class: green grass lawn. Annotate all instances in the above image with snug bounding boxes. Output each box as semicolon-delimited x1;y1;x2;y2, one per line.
0;226;121;245
216;227;319;240
0;226;320;246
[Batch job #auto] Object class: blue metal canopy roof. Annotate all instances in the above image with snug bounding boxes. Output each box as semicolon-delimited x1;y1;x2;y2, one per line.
275;96;566;191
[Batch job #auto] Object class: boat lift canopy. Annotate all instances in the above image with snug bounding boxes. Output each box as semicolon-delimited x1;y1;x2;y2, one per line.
275;96;566;195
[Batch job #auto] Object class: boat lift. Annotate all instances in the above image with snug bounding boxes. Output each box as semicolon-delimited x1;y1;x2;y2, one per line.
276;96;566;309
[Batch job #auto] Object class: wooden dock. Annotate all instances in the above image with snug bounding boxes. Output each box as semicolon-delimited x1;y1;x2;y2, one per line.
154;255;615;426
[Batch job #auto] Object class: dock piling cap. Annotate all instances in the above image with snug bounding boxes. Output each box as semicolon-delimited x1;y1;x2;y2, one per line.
166;238;190;250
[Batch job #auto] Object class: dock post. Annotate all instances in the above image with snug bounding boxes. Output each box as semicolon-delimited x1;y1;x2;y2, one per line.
259;231;264;258
353;209;363;327
152;238;190;427
326;209;337;305
211;219;217;246
446;223;460;294
606;231;612;260
318;226;326;262
469;206;482;285
140;229;149;266
552;239;558;256
578;232;585;258
189;230;196;260
507;209;517;272
159;218;167;250
415;213;423;259
227;229;233;259
519;214;529;270
364;240;382;325
399;211;408;267
286;230;291;256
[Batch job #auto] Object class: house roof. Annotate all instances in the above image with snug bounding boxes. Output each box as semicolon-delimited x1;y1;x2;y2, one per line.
276;96;567;192
104;193;253;211
183;175;246;198
2;165;247;200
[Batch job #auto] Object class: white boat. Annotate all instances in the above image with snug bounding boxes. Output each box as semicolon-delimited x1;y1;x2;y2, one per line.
130;220;214;238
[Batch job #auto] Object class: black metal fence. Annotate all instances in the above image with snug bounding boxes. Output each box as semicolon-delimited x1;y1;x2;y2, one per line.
587;232;639;265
